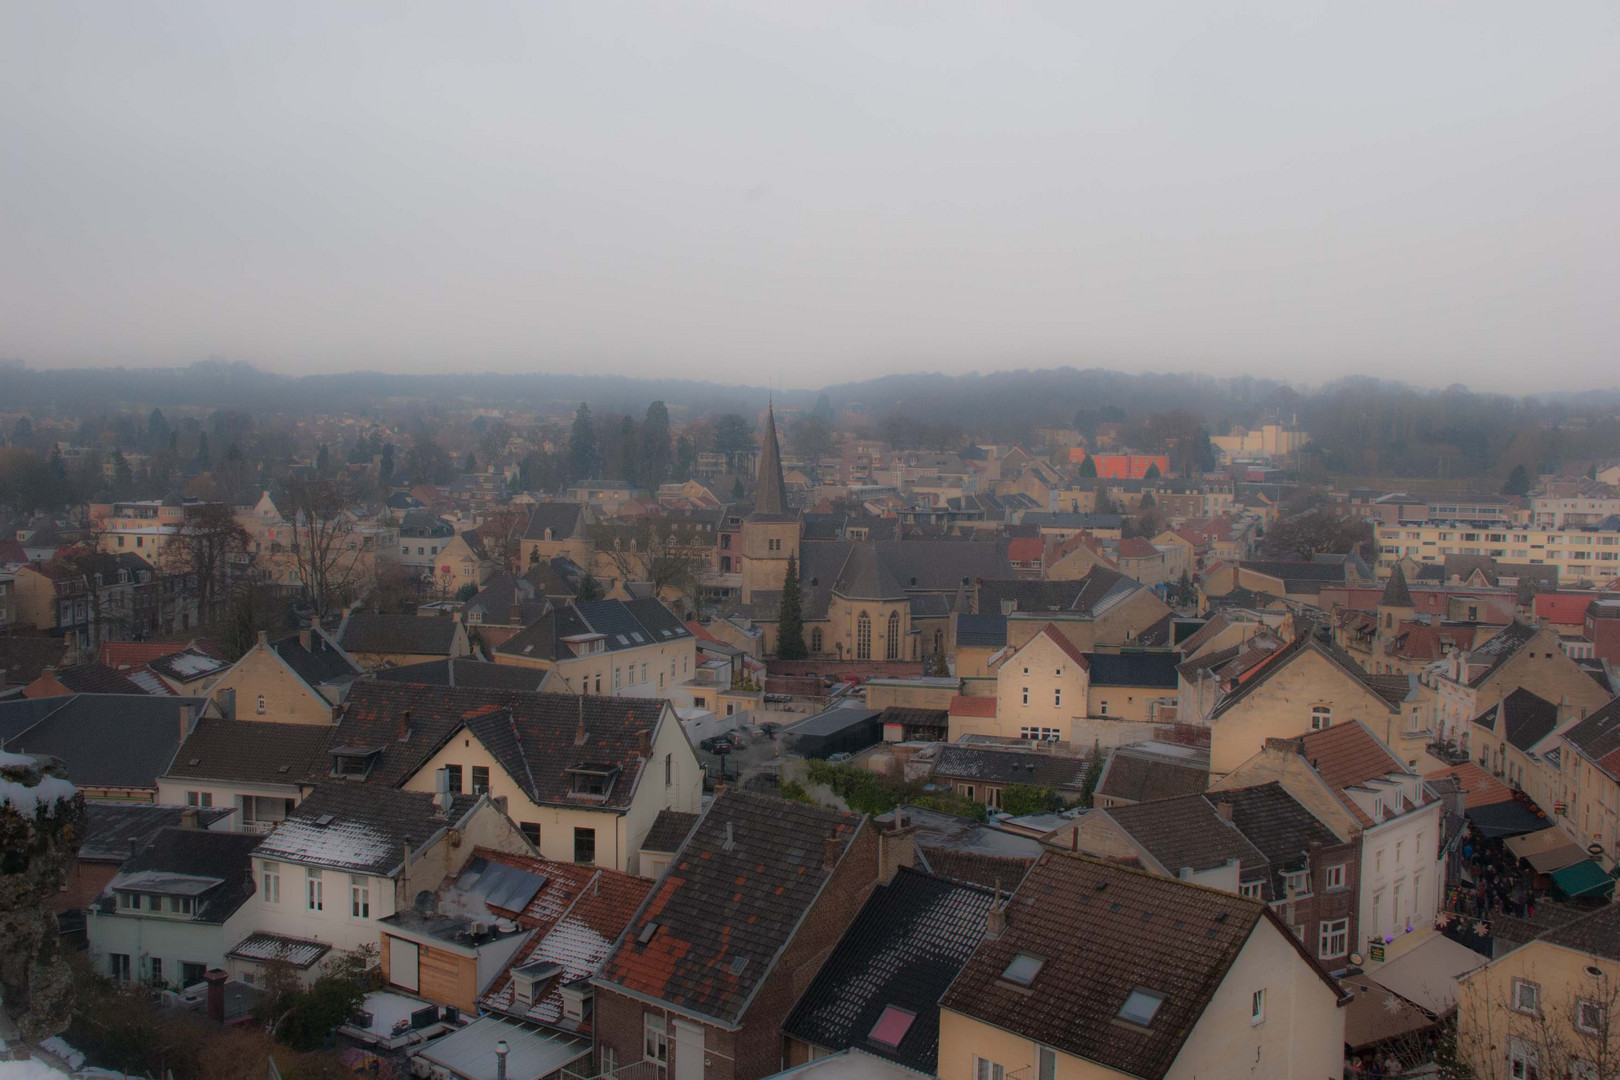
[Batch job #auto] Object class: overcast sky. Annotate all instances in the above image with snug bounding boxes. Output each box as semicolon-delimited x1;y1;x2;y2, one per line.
1;2;1615;391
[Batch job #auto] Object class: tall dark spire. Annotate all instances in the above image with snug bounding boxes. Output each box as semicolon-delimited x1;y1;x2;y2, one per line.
1380;563;1414;609
752;403;788;518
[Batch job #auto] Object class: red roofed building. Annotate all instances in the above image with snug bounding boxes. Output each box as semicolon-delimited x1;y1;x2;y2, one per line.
1535;591;1599;628
1068;451;1170;479
1006;535;1045;579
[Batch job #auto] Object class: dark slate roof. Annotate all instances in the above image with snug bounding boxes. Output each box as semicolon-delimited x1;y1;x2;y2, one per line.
0;636;71;687
1474;687;1560;753
163;716;332;786
1094;749;1209;804
942;853;1337;1079
954;613;1007;647
1539;902;1620;963
96;827;261;922
1380;565;1414;608
1083;651;1180;689
1203;782;1341;894
270;629;361;689
327;681;666;809
522;555;588;598
495;598;691;661
977;579;1087;614
1240;559;1350;586
1466;621;1540;689
931;746;1089;790
79;802;235;862
53;663;149;695
368;658;550;692
254;783;481;875
640;809;701;854
461;572;549;627
338;613;462;657
599;791;861;1025
876;707;948;734
0;695;74;743
522;502;586;541
1560;697;1620;780
1104;795;1270;887
4;695;209;790
782;867;995;1072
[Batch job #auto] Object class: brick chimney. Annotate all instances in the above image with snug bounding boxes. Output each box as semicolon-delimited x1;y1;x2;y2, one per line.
1215;801;1234;823
636;729;651;757
178;702;195;745
179;807;199;829
878;812;917;884
822;832;842;871
204;969;228;1023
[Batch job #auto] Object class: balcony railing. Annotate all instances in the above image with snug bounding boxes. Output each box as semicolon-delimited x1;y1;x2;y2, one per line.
560;1062;666;1080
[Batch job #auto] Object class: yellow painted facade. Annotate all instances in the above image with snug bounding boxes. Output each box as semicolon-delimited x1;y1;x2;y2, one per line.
207;638;340;726
1456;935;1620;1079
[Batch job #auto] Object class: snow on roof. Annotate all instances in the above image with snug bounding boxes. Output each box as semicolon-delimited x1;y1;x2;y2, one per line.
256;814;397;874
228;931;332;969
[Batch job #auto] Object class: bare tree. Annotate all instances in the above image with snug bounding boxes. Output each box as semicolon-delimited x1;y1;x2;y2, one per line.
282;475;368;617
1457;958;1620;1079
589;519;708;610
159;502;252;625
480;505;528;571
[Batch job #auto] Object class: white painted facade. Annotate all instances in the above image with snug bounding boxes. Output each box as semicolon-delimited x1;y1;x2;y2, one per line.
88;897;254;989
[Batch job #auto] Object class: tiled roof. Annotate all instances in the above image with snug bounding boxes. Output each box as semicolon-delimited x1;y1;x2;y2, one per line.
146;648;230;683
96;827;261;923
1211;633;1397;720
338;613;463;657
1116;536;1160;560
1203;782;1342;892
0;636;71;687
598;791;861;1025
932;746;1088;790
52;663;149;695
4;694;210;790
1539;902;1620;963
228;932;331;969
326;682;667;809
783;868;995;1073
255;783;481;875
1094;749;1208;804
522;503;586;541
1084;651;1179;689
948;695;998;718
941;853;1291;1079
495;598;691;661
1104;795;1270;887
876;706;948;734
97;640;223;670
1296;721;1418;827
1176;643;1241;678
916;848;1036;891
164;716;332;785
1423;762;1513;809
476;855;653;1030
640;809;701;854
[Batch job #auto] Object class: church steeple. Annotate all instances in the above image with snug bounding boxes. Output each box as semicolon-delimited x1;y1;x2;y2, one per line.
752;402;788;518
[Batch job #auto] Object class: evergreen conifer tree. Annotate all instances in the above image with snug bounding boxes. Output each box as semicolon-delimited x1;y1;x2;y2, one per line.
777;551;807;659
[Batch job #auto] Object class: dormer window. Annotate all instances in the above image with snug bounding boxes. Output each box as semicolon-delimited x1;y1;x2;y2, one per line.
567;765;618;797
330;746;382;780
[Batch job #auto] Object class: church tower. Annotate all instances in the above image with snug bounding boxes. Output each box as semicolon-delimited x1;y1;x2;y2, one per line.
740;404;801;604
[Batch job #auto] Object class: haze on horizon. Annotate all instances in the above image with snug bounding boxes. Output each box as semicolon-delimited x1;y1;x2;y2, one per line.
1;2;1615;394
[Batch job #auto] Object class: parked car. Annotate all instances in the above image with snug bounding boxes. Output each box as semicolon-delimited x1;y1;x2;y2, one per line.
825;752;851;764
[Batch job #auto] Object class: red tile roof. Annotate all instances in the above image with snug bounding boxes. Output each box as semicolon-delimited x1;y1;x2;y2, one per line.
1423;762;1512;810
1006;536;1045;564
1535;592;1597;627
1031;623;1090;670
97;639;224;670
949;695;998;718
1116;536;1160;560
1297;722;1414;826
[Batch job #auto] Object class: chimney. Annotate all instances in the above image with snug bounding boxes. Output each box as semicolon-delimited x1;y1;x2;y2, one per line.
575;699;588;747
1215;801;1234;823
1179;866;1195;880
256;630;269;647
203;969;228;1023
179;807;200;830
179;703;194;744
823;832;842;871
636;729;651;757
878;813;917;884
986;899;1008;939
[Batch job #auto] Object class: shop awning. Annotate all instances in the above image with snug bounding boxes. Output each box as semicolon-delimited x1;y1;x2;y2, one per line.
1368;934;1488;1016
1340;972;1435;1050
1504;827;1587;873
1550;859;1616;900
1465;799;1551;839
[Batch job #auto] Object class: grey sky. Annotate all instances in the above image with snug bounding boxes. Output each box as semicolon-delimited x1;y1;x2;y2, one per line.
1;2;1615;391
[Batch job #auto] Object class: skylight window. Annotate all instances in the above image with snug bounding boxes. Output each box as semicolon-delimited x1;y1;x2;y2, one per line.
868;1005;916;1048
1001;953;1044;986
1118;989;1165;1027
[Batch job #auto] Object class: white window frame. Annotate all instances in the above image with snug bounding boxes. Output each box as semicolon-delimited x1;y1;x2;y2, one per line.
1507;1037;1538;1079
1310;705;1331;731
1324;864;1345;890
1240;882;1263;900
350;876;370;919
307;869;324;912
1319;918;1348;960
643;1013;668;1069
1511;977;1540;1015
261;861;280;905
1251;988;1265;1024
974;1058;1006;1080
1577;999;1605;1034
